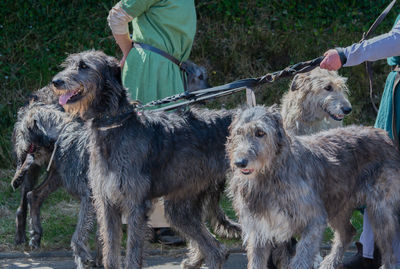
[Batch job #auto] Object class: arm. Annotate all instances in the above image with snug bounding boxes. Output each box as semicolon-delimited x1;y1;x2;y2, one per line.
320;20;400;70
107;2;134;67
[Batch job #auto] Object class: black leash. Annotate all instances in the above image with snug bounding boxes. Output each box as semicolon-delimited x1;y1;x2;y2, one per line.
362;0;397;113
138;56;325;111
133;41;192;91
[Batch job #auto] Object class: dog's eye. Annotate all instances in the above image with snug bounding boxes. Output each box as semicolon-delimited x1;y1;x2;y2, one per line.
255;130;265;138
324;85;333;92
79;61;88;70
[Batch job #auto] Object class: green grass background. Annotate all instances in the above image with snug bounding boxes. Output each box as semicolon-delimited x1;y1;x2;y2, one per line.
0;0;395;251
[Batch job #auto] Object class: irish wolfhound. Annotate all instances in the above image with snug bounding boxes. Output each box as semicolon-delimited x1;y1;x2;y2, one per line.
51;50;241;269
281;68;351;135
12;85;58;245
227;105;400;269
11;102;102;268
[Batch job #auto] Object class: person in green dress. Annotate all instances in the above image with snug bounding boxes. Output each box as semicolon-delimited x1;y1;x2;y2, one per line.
107;0;196;244
108;0;196;104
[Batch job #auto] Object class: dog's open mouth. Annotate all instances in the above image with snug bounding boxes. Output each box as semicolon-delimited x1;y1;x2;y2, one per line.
240;168;254;175
324;109;344;121
57;86;84;106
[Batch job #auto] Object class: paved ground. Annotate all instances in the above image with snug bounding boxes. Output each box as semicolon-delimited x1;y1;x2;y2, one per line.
0;246;357;269
0;252;248;269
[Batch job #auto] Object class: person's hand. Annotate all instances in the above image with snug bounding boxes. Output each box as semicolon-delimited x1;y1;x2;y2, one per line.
320;49;342;71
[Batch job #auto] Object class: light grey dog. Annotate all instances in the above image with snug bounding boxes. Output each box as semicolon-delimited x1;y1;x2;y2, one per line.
51;50;241;269
227;105;400;269
11;102;101;268
281;68;351;135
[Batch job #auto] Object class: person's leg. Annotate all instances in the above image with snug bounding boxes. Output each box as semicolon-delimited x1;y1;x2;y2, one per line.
148;199;170;228
342;212;381;269
149;199;185;246
360;212;375;259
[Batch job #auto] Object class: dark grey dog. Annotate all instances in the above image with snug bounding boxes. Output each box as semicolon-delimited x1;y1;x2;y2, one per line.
11;102;101;268
51;50;241;269
227;105;400;269
12;86;58;245
185;61;211;92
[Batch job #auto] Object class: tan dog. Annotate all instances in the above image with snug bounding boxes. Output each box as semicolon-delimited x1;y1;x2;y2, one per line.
281;68;351;135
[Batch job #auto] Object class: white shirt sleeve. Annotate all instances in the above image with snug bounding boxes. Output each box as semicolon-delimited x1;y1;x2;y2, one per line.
107;1;134;35
342;21;400;67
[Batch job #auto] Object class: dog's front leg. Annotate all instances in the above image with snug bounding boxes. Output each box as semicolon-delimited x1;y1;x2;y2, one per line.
124;200;151;269
246;232;273;269
71;196;96;269
97;200;122;269
290;217;326;269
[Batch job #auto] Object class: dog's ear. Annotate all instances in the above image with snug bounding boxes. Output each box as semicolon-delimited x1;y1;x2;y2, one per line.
267;105;289;146
99;55;127;114
228;108;243;134
28;120;56;148
290;73;309;91
105;56;122;86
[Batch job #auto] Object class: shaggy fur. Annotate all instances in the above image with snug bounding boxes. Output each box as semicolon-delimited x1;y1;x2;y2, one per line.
11;102;102;268
51;50;241;269
227;106;400;269
281;68;351;135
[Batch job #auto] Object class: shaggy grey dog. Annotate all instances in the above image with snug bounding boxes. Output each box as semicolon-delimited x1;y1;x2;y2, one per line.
11;102;101;268
185;60;211;92
12;85;58;245
227;105;400;269
51;50;241;269
281;68;351;135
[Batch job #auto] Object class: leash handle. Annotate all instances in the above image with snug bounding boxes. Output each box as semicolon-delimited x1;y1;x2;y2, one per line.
361;0;397;114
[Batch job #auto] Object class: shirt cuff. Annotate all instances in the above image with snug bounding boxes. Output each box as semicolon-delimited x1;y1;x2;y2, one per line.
335;47;347;66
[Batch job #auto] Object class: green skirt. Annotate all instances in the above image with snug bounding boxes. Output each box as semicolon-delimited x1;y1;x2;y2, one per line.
122;47;185;106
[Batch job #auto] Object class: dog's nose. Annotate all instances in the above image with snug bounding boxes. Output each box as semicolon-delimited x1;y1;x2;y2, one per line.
234;159;248;168
341;106;352;115
52;79;64;88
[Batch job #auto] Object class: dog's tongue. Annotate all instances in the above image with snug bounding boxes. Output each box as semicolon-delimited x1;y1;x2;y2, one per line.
59;91;74;106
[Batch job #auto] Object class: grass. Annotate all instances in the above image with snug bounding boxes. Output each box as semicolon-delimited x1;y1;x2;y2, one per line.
0;169;81;252
0;0;392;251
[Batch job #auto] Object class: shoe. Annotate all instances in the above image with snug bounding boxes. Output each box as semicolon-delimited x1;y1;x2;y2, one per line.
341;242;381;269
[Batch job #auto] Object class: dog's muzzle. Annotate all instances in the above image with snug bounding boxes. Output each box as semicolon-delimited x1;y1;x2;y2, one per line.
234;158;248;168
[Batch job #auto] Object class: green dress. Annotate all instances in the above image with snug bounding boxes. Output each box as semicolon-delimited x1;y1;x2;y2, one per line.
374;14;400;140
121;0;196;105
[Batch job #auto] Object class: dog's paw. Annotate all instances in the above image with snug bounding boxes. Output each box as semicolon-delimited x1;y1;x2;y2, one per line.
14;232;27;245
180;258;203;269
28;237;41;249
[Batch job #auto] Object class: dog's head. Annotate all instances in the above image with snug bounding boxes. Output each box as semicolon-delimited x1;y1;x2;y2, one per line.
289;67;351;121
52;50;123;119
11;104;65;189
227;105;289;178
184;61;211;92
